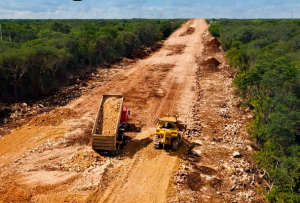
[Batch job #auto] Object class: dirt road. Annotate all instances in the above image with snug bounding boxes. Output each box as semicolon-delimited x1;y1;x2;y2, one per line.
0;19;263;203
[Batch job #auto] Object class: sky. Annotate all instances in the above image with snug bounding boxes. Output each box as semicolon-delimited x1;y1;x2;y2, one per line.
0;0;300;19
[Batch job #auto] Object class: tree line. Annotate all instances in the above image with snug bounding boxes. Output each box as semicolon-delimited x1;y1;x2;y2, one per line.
0;19;185;103
209;19;300;202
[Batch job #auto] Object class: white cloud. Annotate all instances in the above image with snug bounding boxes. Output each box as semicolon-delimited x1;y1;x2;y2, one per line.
0;0;300;19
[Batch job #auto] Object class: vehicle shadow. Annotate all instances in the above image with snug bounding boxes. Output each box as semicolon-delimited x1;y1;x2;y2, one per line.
159;142;188;157
119;136;152;158
126;123;141;133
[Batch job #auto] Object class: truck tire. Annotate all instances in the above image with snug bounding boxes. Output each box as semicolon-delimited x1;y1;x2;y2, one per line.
171;138;179;151
110;144;120;156
118;130;124;141
154;135;160;149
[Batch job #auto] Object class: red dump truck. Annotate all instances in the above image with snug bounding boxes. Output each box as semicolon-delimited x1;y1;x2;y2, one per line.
92;94;130;156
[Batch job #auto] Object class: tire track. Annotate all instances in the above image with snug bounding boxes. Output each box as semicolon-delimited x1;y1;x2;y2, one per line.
150;77;182;124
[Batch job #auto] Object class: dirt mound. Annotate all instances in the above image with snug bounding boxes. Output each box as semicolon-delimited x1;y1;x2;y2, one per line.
43;150;105;172
166;45;187;56
200;57;221;72
28;108;77;126
96;96;122;135
205;38;221;53
180;27;195;36
130;49;148;59
206;38;221;47
130;42;163;59
201;57;221;66
187;172;202;191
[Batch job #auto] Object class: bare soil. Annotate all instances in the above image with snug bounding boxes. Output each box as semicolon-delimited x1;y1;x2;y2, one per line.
180;26;196;36
166;44;187;56
0;19;264;203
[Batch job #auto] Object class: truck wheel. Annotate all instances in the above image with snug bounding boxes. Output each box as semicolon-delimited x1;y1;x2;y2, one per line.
110;144;120;156
171;138;179;151
110;150;118;157
118;130;124;141
154;135;160;149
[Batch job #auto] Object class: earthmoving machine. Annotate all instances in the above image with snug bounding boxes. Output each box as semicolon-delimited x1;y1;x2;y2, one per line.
92;94;130;156
154;114;187;151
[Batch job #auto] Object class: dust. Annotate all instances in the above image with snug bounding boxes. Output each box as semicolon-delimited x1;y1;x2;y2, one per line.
96;96;122;135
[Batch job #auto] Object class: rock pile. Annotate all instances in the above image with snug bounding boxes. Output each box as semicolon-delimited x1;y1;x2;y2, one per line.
170;30;266;203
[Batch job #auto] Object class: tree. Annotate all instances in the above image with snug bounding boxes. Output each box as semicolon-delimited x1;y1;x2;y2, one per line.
0;47;35;101
43;46;70;81
96;35;115;63
116;32;140;57
210;19;300;202
50;21;70;34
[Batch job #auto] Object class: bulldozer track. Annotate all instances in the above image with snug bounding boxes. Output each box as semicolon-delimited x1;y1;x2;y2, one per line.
153;135;160;149
150;77;181;124
169;78;185;116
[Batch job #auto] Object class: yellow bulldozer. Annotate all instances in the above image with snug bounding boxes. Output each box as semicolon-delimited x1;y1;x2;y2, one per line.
154;114;187;151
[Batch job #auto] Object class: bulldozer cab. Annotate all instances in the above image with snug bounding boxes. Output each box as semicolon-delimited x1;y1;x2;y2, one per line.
157;116;186;131
160;121;176;129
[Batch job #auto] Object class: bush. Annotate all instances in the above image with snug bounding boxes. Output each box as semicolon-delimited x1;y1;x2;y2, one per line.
209;19;300;202
208;23;221;37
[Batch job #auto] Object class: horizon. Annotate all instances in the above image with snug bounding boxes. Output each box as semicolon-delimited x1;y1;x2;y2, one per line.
0;0;300;19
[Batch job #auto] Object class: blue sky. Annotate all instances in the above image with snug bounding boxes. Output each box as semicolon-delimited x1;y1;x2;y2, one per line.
0;0;299;19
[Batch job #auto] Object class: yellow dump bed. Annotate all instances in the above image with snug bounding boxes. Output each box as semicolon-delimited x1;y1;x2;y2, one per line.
92;95;123;151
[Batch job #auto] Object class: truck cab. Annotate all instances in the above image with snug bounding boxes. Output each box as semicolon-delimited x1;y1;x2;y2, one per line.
121;107;129;125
